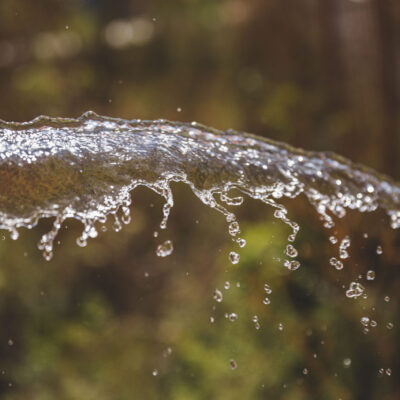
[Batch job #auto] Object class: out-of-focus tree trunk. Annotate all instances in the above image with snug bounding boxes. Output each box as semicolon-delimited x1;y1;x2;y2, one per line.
373;0;400;179
334;0;399;178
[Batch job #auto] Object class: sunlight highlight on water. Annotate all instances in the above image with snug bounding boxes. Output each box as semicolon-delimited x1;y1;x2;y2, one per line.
1;111;400;265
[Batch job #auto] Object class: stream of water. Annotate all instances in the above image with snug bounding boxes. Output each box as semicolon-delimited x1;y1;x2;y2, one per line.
1;111;399;269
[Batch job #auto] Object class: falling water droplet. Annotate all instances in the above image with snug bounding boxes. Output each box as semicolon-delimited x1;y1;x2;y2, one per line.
228;313;238;322
284;260;300;271
152;369;158;376
263;297;271;305
366;270;375;280
252;315;260;330
156;240;173;257
346;282;365;299
361;317;370;327
278;323;284;331
339;236;351;259
329;257;343;270
230;359;237;370
236;238;246;248
112;215;122;232
329;236;338;244
224;281;230;290
228;221;240;236
229;251;240;264
285;244;298;258
386;322;394;330
376;245;383;255
264;284;272;294
343;358;352;368
163;347;172;358
76;236;87;247
213;289;223;303
10;229;19;241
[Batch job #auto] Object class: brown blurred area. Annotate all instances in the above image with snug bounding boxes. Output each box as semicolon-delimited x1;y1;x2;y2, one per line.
0;1;399;399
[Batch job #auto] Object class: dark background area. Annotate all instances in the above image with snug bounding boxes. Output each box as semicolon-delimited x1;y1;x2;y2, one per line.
0;1;399;399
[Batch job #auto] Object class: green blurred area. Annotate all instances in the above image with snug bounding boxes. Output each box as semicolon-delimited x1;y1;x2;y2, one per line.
0;1;399;399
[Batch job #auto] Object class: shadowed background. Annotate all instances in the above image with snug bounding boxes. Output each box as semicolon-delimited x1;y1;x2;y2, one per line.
0;1;399;399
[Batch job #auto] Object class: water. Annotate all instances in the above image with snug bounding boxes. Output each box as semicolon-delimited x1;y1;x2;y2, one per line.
1;111;400;265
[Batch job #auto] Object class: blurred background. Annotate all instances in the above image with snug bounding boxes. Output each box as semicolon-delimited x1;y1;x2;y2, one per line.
0;0;399;399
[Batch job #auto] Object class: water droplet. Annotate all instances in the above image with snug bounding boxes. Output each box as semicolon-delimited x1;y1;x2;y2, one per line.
385;368;392;376
285;244;298;258
7;339;13;346
264;284;272;294
384;296;390;302
162;347;172;358
329;257;343;270
339;236;351;259
278;323;284;331
224;281;230;290
213;289;223;303
153;231;158;238
386;322;394;330
228;313;238;322
230;359;237;370
284;260;300;271
236;238;246;248
360;317;370;326
346;282;365;298
10;229;19;241
263;297;271;305
329;236;338;244
343;358;351;368
228;221;240;236
302;368;309;375
252;315;260;330
156;240;173;257
376;245;383;255
177;107;182;112
229;251;240;264
121;206;131;224
210;316;215;323
112;215;122;232
152;369;158;376
366;270;375;280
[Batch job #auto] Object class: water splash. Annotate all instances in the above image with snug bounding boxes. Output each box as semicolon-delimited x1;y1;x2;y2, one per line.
1;111;400;261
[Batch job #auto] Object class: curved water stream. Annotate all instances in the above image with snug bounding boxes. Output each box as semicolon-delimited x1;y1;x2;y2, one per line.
1;111;399;263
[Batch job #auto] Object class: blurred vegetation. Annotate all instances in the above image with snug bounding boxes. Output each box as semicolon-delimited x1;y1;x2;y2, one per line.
0;0;399;399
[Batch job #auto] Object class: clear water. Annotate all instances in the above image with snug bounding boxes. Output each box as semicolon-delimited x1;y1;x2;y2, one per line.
1;111;400;268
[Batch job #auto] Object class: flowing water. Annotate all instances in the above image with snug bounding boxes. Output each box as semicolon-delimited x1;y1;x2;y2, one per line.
1;111;399;389
1;111;400;267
